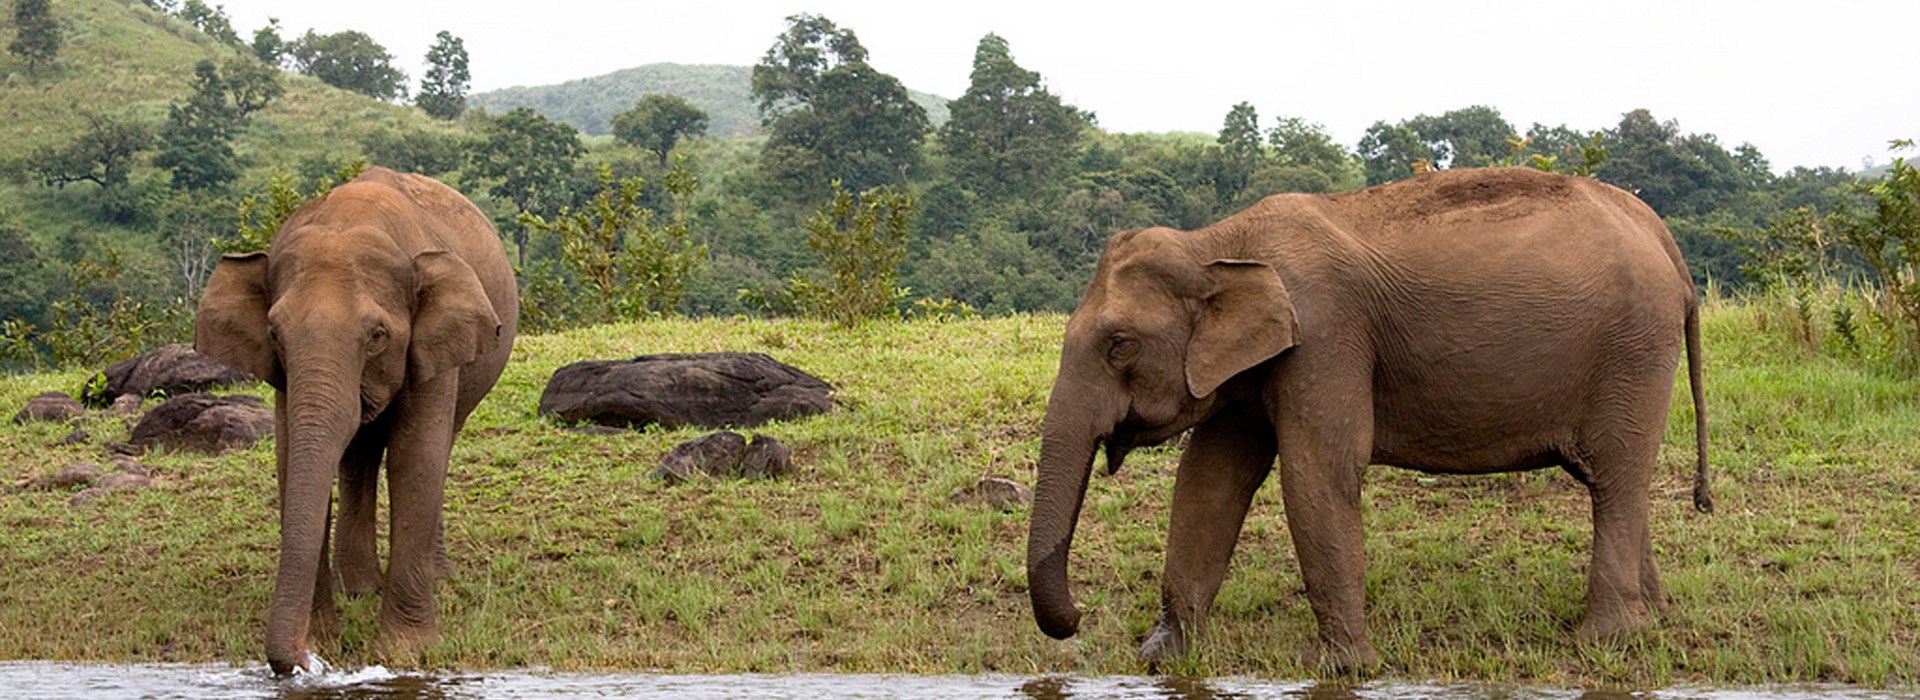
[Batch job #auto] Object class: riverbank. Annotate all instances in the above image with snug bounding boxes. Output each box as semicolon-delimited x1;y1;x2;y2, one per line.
2;304;1916;686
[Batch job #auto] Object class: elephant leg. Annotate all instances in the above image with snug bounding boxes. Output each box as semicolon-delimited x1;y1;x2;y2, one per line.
1640;530;1666;613
1574;443;1657;640
335;421;389;597
1140;407;1276;665
1273;363;1379;673
376;373;458;659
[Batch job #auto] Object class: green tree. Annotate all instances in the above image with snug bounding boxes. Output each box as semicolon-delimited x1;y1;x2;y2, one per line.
176;0;240;46
1599;109;1745;217
611;94;709;168
288;29;407;101
465;108;584;265
1405;106;1517;169
25;113;152;190
518;161;705;327
780;182;918;326
250;17;285;65
154;60;240;191
752;15;928;198
1267;115;1350;180
222;56;281;121
8;0;60;76
415;30;470;120
1357;121;1434;185
941;34;1088;201
1215;101;1265;198
1830;142;1920;348
0;214;48;331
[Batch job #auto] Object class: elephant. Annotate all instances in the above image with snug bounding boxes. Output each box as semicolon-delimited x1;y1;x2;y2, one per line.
194;167;518;675
1025;167;1710;672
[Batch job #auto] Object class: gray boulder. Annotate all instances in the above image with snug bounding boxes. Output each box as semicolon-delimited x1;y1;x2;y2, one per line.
83;343;250;407
539;352;832;430
953;476;1034;511
13;392;83;424
653;432;794;483
129;393;273;454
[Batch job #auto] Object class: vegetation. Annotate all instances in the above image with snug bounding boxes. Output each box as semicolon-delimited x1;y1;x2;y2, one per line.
415;30;470;120
518;161;705;330
287;29;406;101
9;0;61;75
611;94;707;168
1;304;1916;685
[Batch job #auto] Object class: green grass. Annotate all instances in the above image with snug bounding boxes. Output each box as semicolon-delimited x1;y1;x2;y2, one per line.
1;303;1917;686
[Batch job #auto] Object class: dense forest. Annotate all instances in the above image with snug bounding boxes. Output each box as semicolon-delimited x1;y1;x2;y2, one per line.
0;0;1907;369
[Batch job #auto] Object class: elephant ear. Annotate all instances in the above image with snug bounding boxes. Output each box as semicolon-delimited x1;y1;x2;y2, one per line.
410;251;502;384
1185;259;1297;399
195;252;282;387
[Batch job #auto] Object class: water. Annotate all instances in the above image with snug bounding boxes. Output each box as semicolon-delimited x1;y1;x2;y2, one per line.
0;662;1913;700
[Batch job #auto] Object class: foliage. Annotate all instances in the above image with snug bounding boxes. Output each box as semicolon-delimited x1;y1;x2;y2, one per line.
221;159;367;254
153;60;241;192
611;94;709;167
24;113;153;190
940;34;1088;202
1357;120;1435;186
360;127;463;176
222;56;282;121
1216;102;1265;197
175;0;239;46
753;15;928;200
416;31;470;120
0;246;190;369
771;182;917;325
464;108;584;265
1829;142;1920;349
8;0;60;75
288;29;407;101
517;160;705;330
249;17;284;65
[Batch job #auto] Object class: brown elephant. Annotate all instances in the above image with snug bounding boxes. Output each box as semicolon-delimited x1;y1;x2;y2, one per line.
194;167;518;675
1026;168;1709;671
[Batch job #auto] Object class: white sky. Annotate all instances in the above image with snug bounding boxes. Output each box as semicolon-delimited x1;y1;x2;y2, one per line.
213;0;1919;173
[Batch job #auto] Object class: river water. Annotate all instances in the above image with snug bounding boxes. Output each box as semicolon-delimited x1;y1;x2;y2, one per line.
0;662;1914;700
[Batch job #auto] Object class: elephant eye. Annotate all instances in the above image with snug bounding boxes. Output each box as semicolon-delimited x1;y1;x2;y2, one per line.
367;325;389;356
1105;335;1139;365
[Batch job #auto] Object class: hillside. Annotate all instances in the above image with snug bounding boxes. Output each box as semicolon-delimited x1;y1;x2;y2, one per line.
469;63;951;137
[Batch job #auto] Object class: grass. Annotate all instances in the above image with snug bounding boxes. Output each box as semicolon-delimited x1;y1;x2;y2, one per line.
0;301;1917;687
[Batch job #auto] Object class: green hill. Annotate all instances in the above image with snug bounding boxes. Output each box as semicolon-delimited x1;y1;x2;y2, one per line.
469;63;951;138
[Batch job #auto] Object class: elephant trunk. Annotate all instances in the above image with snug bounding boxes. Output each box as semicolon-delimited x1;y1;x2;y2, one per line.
265;359;359;675
1027;373;1117;640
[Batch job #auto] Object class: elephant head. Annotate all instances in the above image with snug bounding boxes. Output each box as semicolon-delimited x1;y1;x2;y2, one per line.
1027;227;1297;639
194;226;501;674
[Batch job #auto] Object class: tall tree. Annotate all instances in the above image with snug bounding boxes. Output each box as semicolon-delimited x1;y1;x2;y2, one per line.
611;94;709;167
1267;115;1349;177
154;60;240;191
1406;105;1517;169
222;56;281;121
251;17;285;65
177;0;240;46
941;34;1088;201
8;0;60;76
752;15;927;198
465;108;584;265
288;30;407;101
1357;121;1435;186
415;30;470;120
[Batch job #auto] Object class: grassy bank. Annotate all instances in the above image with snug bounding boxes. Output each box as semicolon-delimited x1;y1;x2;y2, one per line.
0;303;1916;686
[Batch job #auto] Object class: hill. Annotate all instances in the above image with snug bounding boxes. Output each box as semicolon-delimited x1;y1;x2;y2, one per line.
469;63;951;138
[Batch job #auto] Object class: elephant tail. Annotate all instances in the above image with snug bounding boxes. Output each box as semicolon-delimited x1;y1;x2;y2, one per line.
1686;301;1712;514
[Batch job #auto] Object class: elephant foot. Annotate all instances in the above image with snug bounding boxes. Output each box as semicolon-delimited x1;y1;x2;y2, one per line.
375;622;439;667
1137;617;1189;669
433;547;454;581
339;566;383;597
1576;605;1649;643
1303;639;1381;677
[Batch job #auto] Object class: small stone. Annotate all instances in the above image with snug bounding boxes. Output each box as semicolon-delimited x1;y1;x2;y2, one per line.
653;431;748;483
51;462;101;488
111;394;143;414
108;456;149;477
105;442;143;457
13;392;83;424
96;472;152;490
59;429;91;446
739;434;793;479
954;476;1034;511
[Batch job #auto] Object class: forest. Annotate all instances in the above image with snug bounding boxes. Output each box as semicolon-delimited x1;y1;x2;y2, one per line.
0;0;1911;368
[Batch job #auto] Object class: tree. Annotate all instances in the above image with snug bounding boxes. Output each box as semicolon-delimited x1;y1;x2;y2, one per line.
1267;116;1349;178
415;30;470;120
517;161;705;326
154;60;240;191
8;0;60;76
752;15;927;199
778;182;918;325
1406;106;1517;169
1357;121;1435;185
222;56;281;121
177;0;240;46
1215;101;1265;198
251;17;285;65
26;113;152;190
465;108;584;265
288;30;407;101
941;34;1088;201
611;94;709;168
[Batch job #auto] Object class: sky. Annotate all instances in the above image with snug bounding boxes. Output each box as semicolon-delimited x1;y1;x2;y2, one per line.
212;0;1920;173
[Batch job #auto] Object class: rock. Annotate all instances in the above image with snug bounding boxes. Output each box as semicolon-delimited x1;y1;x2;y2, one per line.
108;456;150;477
59;428;90;446
111;394;143;415
652;432;794;483
739;434;793;479
51;461;100;488
68;472;152;506
83;343;251;408
105;442;142;457
539;352;832;430
953;476;1034;511
129;393;274;454
12;392;83;424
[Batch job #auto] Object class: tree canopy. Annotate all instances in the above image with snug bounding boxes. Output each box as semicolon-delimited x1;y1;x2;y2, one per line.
611;94;709;167
940;34;1089;201
416;30;470;120
288;29;407;101
753;15;928;199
